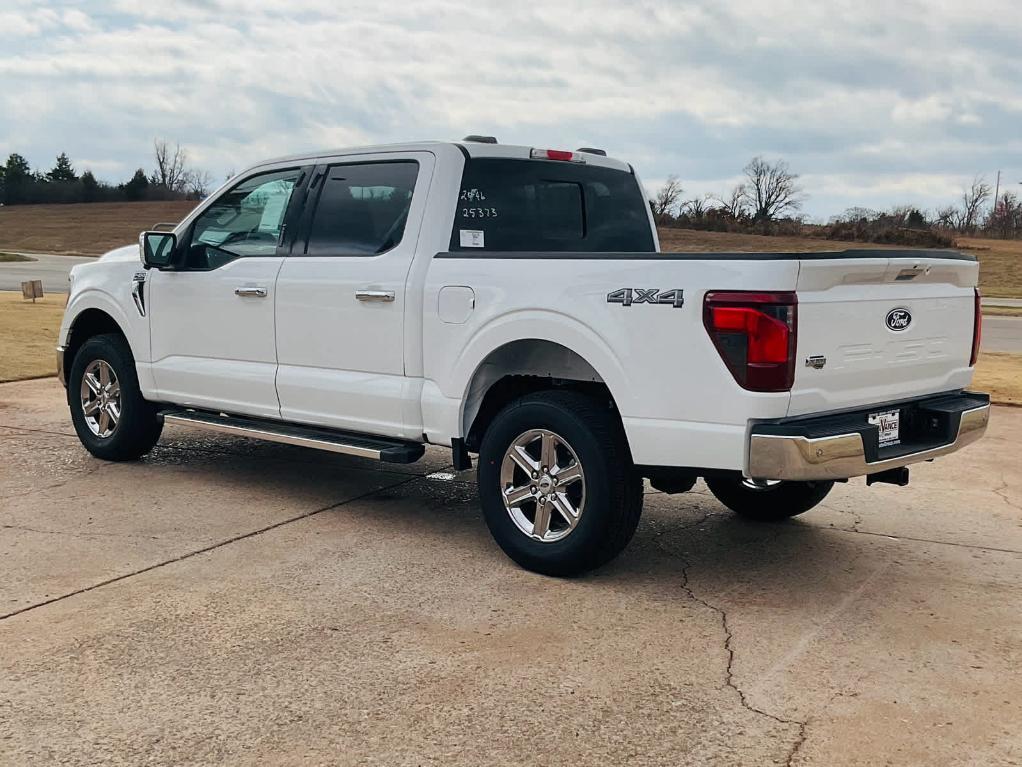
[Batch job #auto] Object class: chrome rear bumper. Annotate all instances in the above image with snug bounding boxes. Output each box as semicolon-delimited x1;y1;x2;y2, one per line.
747;392;990;481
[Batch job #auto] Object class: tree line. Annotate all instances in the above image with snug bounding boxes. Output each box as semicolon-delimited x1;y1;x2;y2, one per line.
651;158;1022;242
0;140;215;206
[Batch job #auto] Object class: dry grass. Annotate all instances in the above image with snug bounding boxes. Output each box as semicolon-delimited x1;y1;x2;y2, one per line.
657;227;912;254
955;237;1022;299
983;306;1022;317
0;201;196;255
0;292;64;382
657;229;1021;299
972;353;1022;407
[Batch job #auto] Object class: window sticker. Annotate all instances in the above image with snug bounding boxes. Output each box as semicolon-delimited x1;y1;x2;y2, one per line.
460;188;486;201
460;229;485;248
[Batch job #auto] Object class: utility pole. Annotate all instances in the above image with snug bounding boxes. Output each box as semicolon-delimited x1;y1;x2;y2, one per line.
993;170;1001;207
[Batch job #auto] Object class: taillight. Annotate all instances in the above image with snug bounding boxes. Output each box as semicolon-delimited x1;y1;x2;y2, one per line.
703;291;797;392
970;288;982;366
529;148;586;163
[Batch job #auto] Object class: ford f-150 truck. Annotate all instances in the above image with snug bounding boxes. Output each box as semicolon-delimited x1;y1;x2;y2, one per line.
58;138;990;575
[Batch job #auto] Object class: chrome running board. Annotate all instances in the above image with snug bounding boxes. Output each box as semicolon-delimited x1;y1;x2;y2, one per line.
162;410;425;464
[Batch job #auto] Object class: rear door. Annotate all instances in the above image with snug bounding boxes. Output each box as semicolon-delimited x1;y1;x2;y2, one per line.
274;152;435;439
788;254;979;416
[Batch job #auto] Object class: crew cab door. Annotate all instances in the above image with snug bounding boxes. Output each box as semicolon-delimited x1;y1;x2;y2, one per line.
274;152;434;439
147;166;308;418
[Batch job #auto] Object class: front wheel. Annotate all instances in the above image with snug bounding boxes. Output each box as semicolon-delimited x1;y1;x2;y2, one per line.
477;390;643;577
705;476;833;522
68;333;163;461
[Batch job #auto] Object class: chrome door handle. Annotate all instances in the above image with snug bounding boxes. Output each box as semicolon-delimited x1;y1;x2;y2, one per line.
235;286;268;298
355;290;395;303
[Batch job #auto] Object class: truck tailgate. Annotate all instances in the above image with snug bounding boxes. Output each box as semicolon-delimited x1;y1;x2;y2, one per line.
788;254;979;416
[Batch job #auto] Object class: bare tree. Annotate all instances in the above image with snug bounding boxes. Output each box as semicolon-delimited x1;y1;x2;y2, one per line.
742;157;803;222
960;175;992;233
152;139;188;193
680;193;714;218
984;191;1022;238
934;205;957;230
185;169;214;199
714;184;748;219
650;175;683;224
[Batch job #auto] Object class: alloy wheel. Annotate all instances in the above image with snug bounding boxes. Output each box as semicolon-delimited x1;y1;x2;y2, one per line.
499;428;586;543
80;359;121;438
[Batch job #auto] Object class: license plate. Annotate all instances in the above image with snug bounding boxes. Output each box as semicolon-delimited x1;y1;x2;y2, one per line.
869;409;901;447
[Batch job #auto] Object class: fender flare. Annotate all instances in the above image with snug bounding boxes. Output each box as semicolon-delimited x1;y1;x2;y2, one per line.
63;289;133;344
446;309;633;426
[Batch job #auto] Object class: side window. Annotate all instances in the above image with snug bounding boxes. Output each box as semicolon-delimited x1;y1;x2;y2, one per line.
186;168;301;269
305;161;419;256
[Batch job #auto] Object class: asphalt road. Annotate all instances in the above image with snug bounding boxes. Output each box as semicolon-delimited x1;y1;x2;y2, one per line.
1;379;1020;765
983;315;1022;353
984;297;1022;308
0;252;95;292
1;252;1019;352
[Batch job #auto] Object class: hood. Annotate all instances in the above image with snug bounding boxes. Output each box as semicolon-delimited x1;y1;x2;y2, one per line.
99;244;141;263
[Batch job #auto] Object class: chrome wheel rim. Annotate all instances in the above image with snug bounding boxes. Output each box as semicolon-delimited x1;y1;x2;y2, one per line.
80;359;120;438
742;478;783;491
500;428;586;543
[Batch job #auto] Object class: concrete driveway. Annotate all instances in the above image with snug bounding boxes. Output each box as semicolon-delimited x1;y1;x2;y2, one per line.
1;380;1020;766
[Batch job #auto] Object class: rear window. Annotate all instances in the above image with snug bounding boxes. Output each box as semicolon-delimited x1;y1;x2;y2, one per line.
449;158;655;252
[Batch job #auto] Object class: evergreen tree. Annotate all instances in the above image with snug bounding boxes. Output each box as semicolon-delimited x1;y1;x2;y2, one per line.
124;168;149;201
2;153;33;204
81;169;100;202
47;152;78;183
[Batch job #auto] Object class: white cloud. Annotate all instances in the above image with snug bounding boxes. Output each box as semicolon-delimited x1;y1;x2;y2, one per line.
0;0;1019;216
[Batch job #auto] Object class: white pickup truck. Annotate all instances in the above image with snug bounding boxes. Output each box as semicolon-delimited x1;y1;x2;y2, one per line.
58;138;990;575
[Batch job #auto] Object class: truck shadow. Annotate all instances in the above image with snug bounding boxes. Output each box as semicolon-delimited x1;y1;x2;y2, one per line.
145;433;877;605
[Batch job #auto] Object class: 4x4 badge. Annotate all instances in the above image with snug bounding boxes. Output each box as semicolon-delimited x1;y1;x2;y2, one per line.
607;288;684;308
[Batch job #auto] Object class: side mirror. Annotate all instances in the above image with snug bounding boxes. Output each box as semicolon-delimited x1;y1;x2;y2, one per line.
139;231;177;269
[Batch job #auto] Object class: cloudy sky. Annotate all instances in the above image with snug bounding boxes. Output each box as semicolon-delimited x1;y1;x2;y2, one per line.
1;0;1020;219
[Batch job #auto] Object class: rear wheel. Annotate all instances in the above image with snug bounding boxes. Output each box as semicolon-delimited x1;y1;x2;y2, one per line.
477;390;643;576
68;333;163;461
705;476;833;522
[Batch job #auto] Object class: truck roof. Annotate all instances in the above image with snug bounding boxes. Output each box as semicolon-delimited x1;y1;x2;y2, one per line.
254;140;633;173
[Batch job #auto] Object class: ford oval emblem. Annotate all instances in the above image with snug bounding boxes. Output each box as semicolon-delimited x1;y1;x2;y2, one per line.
886;308;912;331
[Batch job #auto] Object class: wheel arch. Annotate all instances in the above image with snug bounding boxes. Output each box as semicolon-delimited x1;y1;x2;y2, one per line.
63;306;129;376
461;338;624;452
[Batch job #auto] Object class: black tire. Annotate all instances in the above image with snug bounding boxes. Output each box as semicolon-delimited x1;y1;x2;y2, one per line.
68;333;163;461
705;476;833;522
477;390;643;576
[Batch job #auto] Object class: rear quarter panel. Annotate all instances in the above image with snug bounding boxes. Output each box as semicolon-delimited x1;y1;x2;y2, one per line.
421;255;800;469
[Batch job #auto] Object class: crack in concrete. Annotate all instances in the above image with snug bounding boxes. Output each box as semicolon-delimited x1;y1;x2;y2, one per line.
817;524;1022;555
0;474;421;622
677;559;809;766
648;521;808;765
992;474;1020;511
